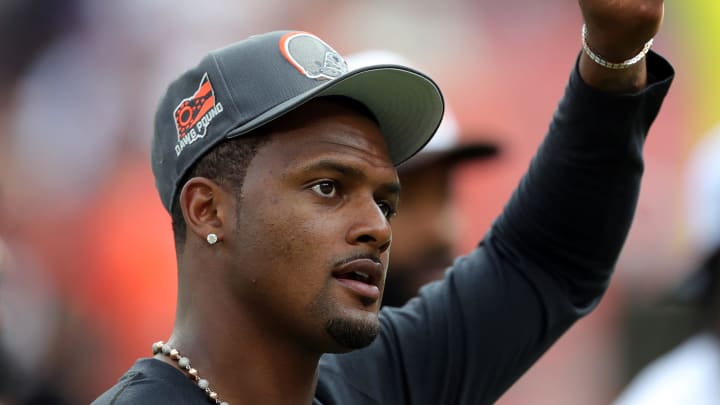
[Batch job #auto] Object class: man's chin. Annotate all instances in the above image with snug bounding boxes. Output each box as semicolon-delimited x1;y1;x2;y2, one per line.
324;316;380;351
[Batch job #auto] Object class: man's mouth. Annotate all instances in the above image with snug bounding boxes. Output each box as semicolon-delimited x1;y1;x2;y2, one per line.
336;268;373;284
332;256;383;303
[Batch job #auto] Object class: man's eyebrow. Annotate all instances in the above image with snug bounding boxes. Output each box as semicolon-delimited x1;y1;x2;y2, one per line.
299;159;401;195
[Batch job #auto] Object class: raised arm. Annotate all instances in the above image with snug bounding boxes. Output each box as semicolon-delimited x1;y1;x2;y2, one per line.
318;2;674;404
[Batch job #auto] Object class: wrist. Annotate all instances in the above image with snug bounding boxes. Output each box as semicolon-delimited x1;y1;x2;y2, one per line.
582;24;654;69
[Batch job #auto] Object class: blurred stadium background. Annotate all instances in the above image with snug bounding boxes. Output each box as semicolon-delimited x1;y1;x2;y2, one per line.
0;1;717;403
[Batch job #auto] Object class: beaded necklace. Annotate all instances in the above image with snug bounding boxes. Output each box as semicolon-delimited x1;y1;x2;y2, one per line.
152;341;229;405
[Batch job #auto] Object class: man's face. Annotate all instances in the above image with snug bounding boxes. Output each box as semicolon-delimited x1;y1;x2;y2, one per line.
383;161;456;307
223;99;398;353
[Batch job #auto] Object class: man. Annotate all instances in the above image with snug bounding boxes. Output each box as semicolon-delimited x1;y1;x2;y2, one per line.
94;1;673;404
614;126;720;405
345;50;500;307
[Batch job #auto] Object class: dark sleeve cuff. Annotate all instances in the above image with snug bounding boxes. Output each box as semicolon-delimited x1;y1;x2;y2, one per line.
557;50;674;148
570;50;674;95
567;50;674;135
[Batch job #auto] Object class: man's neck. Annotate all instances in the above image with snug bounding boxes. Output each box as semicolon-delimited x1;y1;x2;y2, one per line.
163;286;322;404
161;321;320;404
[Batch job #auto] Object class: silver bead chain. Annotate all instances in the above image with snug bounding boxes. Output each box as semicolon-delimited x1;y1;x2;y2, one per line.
152;341;229;405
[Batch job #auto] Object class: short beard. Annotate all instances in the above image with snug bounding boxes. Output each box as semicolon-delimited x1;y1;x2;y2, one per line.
307;273;381;351
325;317;379;350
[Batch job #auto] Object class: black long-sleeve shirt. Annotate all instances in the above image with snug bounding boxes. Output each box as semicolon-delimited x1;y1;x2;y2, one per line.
315;51;674;404
93;52;674;405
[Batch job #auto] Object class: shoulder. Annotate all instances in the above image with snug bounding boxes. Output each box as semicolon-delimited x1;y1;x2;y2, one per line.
91;358;209;405
316;355;383;405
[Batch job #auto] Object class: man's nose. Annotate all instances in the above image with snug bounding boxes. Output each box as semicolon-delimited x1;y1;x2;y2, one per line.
346;199;392;254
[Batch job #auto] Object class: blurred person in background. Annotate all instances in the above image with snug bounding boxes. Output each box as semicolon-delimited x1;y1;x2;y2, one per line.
0;239;11;404
92;0;673;403
0;238;74;405
346;50;500;307
614;125;720;405
0;0;75;89
0;1;83;403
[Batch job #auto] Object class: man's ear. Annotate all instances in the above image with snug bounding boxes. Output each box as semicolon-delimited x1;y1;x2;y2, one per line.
179;177;227;244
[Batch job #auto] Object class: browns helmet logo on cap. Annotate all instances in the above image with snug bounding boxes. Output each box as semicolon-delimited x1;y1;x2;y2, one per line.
279;32;348;80
173;73;224;156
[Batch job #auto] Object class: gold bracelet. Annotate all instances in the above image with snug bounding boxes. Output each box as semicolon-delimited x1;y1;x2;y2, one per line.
581;24;654;70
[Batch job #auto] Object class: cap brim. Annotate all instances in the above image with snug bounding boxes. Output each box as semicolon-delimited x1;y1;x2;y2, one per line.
225;65;444;166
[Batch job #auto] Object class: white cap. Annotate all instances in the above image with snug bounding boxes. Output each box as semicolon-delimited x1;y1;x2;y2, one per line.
345;49;498;170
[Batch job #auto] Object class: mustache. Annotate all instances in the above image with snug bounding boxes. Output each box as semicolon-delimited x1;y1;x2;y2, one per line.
334;253;382;267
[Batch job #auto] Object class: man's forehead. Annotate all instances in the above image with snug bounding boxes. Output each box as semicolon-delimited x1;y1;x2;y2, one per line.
258;101;390;159
296;155;397;177
267;97;380;131
258;125;398;184
276;145;397;181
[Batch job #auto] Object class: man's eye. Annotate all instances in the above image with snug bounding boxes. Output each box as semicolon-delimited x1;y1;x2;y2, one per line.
311;181;337;197
377;201;397;220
